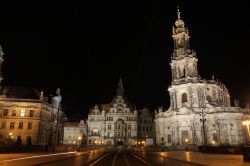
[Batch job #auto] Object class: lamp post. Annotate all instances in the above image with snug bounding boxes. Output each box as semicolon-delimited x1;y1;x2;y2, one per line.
161;137;164;151
242;119;250;144
200;108;207;145
54;88;62;152
8;132;13;145
77;136;82;151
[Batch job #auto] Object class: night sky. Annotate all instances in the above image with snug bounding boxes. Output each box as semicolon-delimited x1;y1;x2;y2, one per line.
1;1;250;120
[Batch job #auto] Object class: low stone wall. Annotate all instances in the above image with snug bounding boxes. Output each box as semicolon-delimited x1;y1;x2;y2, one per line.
198;146;242;154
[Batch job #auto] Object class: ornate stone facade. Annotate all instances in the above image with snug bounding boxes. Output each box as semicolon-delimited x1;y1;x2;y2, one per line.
0;88;64;147
137;108;155;145
0;47;64;148
155;7;246;148
63;120;87;145
87;78;137;146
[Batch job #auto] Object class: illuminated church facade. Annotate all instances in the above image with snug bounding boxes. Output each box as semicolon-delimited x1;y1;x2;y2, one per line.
155;7;246;148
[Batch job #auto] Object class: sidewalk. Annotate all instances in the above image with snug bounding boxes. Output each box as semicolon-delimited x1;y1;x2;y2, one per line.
0;148;104;162
153;151;250;166
0;152;77;161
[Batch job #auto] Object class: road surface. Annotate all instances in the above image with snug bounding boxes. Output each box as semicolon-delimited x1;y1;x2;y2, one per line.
0;148;196;166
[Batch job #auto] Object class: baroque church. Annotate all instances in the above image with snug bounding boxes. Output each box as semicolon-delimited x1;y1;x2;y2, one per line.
155;7;246;148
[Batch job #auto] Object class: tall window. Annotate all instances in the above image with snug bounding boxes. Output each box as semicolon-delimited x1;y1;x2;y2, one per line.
29;110;34;117
213;133;218;142
182;93;188;103
128;125;131;130
20;110;26;117
10;122;15;129
28;122;32;130
12;110;16;116
3;109;8;116
206;95;212;104
1;122;6;129
168;134;171;143
127;132;131;137
108;125;111;130
107;117;113;121
19;122;23;129
92;128;99;136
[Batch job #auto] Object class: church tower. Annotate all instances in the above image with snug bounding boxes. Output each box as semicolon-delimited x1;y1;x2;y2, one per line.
168;7;231;110
170;7;198;83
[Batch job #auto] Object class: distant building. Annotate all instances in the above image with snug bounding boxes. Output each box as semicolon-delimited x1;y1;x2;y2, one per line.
137;108;155;146
0;46;65;149
87;78;137;146
155;7;246;149
63;120;87;146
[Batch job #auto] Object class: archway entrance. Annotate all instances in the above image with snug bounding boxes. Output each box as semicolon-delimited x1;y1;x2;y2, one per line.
117;140;123;145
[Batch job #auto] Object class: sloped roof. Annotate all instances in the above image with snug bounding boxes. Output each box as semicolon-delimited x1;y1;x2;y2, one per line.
64;122;79;127
0;86;40;99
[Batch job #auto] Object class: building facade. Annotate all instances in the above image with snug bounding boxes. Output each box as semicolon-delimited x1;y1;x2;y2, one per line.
63;120;87;145
155;7;246;148
87;78;137;146
137;108;155;146
0;46;64;148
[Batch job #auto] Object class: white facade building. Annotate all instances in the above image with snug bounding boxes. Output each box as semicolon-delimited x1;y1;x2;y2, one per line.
87;78;137;146
155;7;246;148
63;120;87;145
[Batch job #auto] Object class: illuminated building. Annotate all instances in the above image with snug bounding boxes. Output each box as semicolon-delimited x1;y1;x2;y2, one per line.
155;7;246;148
63;120;87;145
87;78;137;146
137;108;155;146
0;46;64;149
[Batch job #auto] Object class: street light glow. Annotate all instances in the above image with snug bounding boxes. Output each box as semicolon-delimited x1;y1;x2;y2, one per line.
78;137;81;140
185;139;188;143
242;121;250;125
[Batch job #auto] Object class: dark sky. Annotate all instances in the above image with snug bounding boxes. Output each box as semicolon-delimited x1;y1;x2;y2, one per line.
1;1;250;120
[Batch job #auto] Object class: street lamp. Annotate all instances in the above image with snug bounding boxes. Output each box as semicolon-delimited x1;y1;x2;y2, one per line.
200;108;207;145
242;119;250;144
78;136;82;151
142;140;145;147
161;137;165;151
8;132;13;145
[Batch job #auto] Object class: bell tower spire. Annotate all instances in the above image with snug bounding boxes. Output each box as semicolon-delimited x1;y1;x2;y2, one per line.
177;6;181;19
116;76;124;95
170;6;198;83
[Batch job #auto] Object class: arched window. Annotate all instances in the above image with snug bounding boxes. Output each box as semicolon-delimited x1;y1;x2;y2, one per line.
206;95;212;103
182;93;188;103
178;67;181;78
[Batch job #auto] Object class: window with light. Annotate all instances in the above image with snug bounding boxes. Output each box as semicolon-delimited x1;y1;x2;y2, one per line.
20;109;26;117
